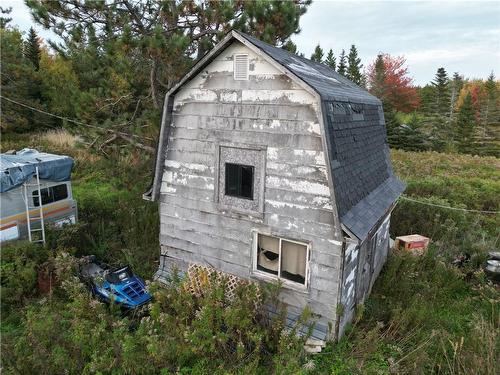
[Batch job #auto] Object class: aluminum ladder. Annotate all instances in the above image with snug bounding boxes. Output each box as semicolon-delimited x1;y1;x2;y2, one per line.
22;167;46;244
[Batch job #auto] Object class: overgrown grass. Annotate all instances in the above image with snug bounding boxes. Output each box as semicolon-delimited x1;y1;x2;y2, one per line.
314;249;498;374
1;135;498;374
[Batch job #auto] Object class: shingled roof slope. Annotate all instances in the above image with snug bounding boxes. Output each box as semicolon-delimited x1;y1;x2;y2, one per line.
241;32;405;240
242;33;381;105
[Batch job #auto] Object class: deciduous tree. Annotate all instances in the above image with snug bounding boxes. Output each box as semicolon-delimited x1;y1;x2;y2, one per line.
367;53;419;112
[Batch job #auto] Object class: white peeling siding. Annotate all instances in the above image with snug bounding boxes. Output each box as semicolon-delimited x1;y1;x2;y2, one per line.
160;40;342;336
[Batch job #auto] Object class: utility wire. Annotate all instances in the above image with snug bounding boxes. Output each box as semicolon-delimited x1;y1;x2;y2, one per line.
3;95;499;215
1;95;154;141
399;195;499;215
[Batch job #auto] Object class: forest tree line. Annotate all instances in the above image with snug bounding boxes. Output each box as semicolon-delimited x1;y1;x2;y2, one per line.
1;1;498;157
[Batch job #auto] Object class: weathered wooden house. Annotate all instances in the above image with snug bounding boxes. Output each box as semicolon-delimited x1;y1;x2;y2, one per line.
144;30;405;343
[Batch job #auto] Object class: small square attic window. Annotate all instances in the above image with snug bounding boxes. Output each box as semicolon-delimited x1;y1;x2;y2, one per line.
234;54;249;80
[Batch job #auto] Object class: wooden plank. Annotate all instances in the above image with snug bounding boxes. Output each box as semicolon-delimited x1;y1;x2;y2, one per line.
166;150;214;166
265;188;333;211
160;214;251;245
160;234;251;266
166;138;215;154
265;175;330;197
264;199;334;225
169;128;322;150
173;114;321;136
176;102;318;122
266;162;328;182
163;245;250;278
266;147;326;166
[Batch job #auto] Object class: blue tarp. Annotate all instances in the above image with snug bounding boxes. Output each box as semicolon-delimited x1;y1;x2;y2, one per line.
0;149;74;193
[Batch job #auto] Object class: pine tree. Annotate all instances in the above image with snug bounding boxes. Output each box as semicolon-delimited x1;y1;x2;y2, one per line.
346;44;363;85
449;72;464;118
0;6;12;28
383;101;400;148
282;40;298;54
27;0;311;109
325;49;336;70
432;67;450;115
481;71;500;156
337;49;347;76
455;92;476;154
24;27;41;70
310;44;324;62
370;54;386;99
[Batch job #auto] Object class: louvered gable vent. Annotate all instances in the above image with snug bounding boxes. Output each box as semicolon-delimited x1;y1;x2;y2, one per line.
234;54;249;80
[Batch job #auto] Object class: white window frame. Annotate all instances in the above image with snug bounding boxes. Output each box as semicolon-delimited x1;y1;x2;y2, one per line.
233;54;249;81
252;231;311;291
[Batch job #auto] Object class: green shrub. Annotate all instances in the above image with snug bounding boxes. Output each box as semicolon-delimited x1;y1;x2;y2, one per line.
2;260;310;374
0;241;50;314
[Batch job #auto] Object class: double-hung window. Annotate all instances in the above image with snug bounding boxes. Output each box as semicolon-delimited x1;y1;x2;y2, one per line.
255;233;309;286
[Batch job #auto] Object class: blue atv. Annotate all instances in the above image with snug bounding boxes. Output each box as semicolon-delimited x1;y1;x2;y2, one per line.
80;256;152;309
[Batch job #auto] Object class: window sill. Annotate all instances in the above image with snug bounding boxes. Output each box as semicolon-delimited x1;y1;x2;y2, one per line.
251;270;309;294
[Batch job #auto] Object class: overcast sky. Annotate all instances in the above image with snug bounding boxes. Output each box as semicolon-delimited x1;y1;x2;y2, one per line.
4;0;500;86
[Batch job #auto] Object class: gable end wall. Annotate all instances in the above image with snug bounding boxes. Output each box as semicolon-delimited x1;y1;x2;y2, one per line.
158;41;344;339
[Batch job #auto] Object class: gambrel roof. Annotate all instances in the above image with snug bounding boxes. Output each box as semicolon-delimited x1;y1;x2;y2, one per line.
146;30;405;242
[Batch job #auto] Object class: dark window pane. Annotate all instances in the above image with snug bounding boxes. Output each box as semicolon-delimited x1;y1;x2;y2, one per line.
52;184;68;202
225;163;254;200
225;163;240;197
32;188;51;206
32;190;40;207
240;165;254;199
32;185;68;207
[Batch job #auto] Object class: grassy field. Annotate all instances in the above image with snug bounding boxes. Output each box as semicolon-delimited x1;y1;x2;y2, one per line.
1;131;498;374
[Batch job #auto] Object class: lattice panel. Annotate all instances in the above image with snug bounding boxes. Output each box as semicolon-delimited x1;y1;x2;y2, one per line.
183;263;261;307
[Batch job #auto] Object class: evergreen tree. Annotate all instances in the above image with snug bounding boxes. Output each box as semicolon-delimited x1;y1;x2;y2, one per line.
337;49;347;76
396;113;427;151
325;49;336;70
432;67;450;115
383;101;400;148
449;72;464;119
370;54;386;99
1;27;53;132
481;71;500;156
282;40;298;54
0;6;12;28
27;0;312;109
310;44;324;62
455;92;476;154
24;27;41;70
346;44;363;85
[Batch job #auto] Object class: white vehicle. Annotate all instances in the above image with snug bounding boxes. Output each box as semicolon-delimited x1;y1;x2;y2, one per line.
0;149;77;244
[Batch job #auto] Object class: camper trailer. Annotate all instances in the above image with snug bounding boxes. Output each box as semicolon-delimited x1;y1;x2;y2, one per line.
0;149;77;244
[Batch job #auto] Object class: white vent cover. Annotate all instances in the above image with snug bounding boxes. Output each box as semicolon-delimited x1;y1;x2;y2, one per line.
234;54;249;80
